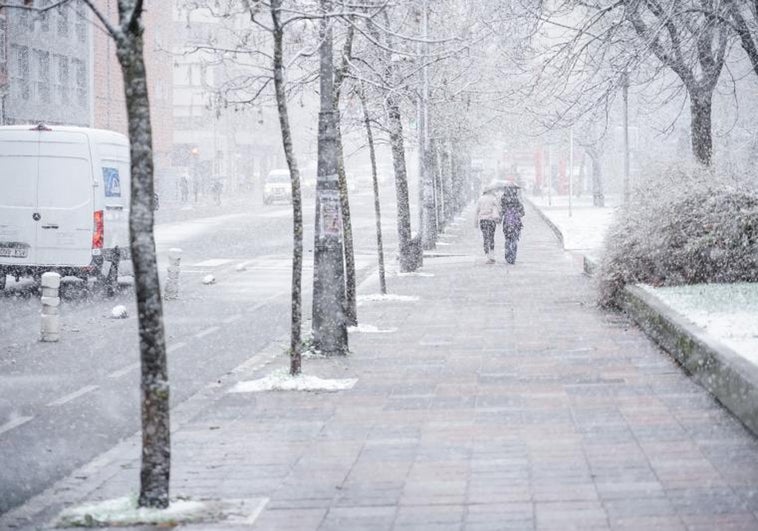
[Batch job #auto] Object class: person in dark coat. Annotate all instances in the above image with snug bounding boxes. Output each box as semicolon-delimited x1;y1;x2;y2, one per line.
500;184;525;264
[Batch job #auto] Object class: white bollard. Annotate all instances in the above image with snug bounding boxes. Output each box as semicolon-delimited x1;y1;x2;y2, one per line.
165;248;182;300
40;272;61;342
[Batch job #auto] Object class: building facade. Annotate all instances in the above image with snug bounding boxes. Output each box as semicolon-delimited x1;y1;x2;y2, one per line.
0;0;91;126
91;0;174;175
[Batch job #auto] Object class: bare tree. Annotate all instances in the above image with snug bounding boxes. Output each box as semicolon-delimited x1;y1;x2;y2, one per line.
357;83;388;294
269;0;305;374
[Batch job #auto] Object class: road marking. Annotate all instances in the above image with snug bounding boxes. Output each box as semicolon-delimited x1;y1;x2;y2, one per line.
195;326;220;339
167;341;187;353
0;416;33;436
249;293;285;312
47;385;99;407
108;363;139;379
193;259;233;267
223;314;243;325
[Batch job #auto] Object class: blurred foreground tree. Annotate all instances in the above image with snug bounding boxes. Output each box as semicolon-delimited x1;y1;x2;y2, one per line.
0;0;173;509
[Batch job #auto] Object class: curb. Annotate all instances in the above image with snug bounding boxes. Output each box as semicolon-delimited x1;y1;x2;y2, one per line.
524;197;564;248
620;285;758;437
583;255;598;277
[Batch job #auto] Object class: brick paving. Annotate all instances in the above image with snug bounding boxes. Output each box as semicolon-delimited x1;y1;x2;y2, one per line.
4;206;758;530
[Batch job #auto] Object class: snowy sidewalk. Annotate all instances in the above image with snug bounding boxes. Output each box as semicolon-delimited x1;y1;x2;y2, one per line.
4;207;758;530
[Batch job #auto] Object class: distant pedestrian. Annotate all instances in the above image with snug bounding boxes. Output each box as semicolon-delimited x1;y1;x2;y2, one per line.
179;175;189;202
500;183;525;264
211;178;223;206
475;188;501;263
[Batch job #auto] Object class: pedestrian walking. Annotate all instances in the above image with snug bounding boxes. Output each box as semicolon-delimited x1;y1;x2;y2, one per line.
500;183;525;264
179;175;189;202
475;188;501;263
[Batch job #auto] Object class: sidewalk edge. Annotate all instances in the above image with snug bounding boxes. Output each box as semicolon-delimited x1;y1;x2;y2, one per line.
620;284;758;437
524;197;564;248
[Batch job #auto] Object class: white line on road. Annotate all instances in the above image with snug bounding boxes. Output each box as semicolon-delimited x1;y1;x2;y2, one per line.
47;385;99;407
0;416;34;436
223;314;243;325
194;326;220;339
107;362;139;379
167;342;188;353
192;259;233;267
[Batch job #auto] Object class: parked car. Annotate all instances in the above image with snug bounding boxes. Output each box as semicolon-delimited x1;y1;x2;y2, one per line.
0;124;132;291
263;169;292;204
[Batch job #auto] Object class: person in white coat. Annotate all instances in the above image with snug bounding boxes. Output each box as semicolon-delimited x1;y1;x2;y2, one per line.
475;189;501;263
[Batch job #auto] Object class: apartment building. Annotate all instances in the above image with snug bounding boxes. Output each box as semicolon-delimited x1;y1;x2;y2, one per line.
91;0;174;175
0;0;91;126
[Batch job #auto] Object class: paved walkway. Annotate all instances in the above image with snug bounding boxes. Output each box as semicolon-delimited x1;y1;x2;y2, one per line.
4;206;758;530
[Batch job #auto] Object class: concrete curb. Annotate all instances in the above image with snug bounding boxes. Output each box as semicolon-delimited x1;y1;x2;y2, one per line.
524;197;564;248
620;285;758;437
583;255;598;277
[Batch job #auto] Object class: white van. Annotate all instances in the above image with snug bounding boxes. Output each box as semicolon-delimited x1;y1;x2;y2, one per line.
263;169;292;204
0;124;131;290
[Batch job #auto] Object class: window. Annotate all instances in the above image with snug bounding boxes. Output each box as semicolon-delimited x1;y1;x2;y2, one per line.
73;59;87;106
35;50;50;103
57;3;69;37
40;0;51;32
19;7;35;31
0;18;6;66
75;1;86;43
56;55;69;103
14;45;31;100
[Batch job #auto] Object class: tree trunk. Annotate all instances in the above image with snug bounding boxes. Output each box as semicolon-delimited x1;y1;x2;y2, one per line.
117;33;170;510
333;27;356;326
334;127;356;326
387;96;415;273
359;87;387;295
271;0;303;375
690;91;713;166
586;146;605;207
442;141;455;223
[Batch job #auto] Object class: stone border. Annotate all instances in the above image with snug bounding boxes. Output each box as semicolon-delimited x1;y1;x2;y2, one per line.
620;285;758;437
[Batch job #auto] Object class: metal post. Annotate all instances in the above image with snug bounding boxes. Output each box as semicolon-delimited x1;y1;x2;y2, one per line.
623;71;630;204
568;127;574;218
547;142;553;207
312;0;348;355
165;248;182;300
40;272;61;342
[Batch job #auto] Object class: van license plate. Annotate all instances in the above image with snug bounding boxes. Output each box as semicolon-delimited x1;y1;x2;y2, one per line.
0;248;28;258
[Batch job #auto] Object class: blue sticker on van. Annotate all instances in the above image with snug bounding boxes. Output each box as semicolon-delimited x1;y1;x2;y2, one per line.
103;168;121;197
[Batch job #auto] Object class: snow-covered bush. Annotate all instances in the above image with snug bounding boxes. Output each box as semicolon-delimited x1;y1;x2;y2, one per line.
598;164;758;307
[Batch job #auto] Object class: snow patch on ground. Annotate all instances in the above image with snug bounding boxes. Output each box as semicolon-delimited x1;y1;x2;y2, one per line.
55;496;209;527
110;306;128;319
396;271;434;278
357;294;420;304
528;194;619;253
230;369;357;393
641;283;758;364
348;323;398;334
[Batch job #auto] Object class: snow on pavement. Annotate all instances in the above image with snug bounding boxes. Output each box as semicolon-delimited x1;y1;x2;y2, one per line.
528;194;619;255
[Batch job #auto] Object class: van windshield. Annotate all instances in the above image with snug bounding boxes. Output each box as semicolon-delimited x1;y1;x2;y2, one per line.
267;172;289;183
